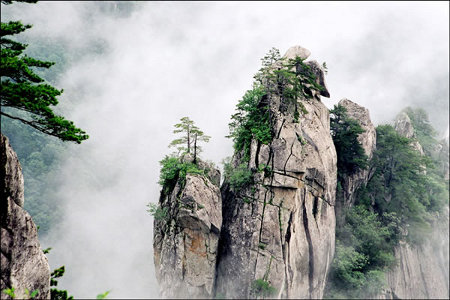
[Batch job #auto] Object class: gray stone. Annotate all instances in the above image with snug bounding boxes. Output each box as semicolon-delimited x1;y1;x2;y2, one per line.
1;134;51;299
153;171;222;299
336;99;376;213
378;208;449;299
306;60;330;98
283;45;311;60
215;71;337;298
394;112;424;155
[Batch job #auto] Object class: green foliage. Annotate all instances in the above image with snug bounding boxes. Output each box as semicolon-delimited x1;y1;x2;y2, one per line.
330;104;368;177
402;107;437;154
50;266;73;300
366;124;446;243
243;197;253;204
251;278;277;298
158;155;206;195
328;112;448;298
146;203;168;221
403;107;449;181
2;287;16;299
224;162;254;192
96;290;110;299
326;206;398;298
1;3;88;143
158;156;182;193
24;288;39;299
169;117;210;162
1;113;66;236
43;247;52;254
228;47;327;163
258;163;272;177
228;84;270;162
322;61;328;74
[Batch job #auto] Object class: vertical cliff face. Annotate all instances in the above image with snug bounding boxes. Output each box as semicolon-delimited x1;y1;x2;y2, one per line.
394;112;425;154
1;134;51;299
153;159;222;298
335;99;376;213
374;115;450;299
381;213;449;299
215;46;337;299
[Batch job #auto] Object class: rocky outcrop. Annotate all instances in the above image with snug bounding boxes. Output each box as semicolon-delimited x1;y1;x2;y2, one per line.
1;134;51;299
215;46;337;299
394;112;424;155
153;163;222;298
380;207;449;299
378;112;450;299
336;99;376;214
428;139;449;180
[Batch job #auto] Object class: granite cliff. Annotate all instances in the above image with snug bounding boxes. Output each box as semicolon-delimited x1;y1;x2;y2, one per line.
152;46;449;299
1;134;51;299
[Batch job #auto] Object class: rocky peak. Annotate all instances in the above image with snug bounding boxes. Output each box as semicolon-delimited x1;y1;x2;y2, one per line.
153;161;222;298
283;45;311;60
335;99;376;214
339;98;376;160
215;46;337;299
394;111;424;154
1;134;50;299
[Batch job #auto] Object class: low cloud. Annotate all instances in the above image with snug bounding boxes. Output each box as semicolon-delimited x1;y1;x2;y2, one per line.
1;1;448;297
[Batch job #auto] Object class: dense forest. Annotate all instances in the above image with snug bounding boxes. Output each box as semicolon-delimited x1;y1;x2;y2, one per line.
325;105;449;298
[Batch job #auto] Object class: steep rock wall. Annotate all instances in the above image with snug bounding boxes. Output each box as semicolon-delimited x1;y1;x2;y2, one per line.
394;112;424;155
336;99;376;214
153;166;222;298
380;207;449;299
1;134;51;299
215;46;337;299
375;116;450;299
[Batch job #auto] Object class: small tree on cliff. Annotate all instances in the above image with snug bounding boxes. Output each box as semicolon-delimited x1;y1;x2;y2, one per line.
1;0;88;143
169;117;210;163
330;104;368;177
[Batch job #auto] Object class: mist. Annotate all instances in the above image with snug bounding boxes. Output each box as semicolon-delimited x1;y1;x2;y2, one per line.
1;1;448;298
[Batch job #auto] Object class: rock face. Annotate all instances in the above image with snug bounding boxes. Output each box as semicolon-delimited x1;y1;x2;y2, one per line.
1;134;51;299
215;46;337;299
378;112;450;299
394;112;424;154
336;99;376;214
153;165;222;298
380;208;449;299
283;45;311;60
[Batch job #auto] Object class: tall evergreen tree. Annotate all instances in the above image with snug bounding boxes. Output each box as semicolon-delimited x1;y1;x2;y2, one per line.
1;0;88;143
169;117;210;163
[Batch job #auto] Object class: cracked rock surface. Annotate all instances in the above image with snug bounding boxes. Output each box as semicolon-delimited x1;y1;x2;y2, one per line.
153;168;222;299
215;46;337;299
1;134;50;300
377;208;449;299
335;99;376;219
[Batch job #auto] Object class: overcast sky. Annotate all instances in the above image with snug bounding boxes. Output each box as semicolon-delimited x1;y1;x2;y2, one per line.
2;1;449;298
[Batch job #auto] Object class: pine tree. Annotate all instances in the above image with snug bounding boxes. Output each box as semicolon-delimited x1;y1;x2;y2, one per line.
1;0;88;143
169;117;210;163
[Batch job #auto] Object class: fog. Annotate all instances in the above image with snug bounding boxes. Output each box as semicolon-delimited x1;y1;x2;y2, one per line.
1;1;448;298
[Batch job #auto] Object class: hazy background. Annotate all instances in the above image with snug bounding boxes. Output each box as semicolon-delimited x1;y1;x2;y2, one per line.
1;1;448;298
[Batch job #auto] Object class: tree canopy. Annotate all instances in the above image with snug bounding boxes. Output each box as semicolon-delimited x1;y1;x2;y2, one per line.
169;116;210;163
1;0;88;143
330;104;368;177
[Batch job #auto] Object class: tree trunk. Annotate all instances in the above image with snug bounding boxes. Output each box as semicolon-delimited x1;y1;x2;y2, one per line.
187;127;190;154
193;134;197;164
